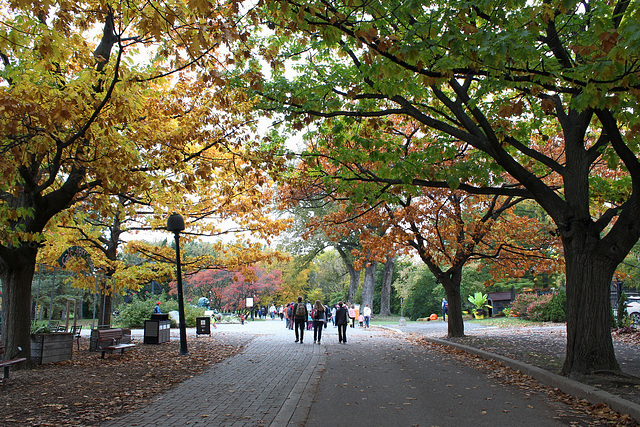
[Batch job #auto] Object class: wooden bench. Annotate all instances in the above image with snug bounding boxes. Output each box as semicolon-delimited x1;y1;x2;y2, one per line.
70;325;82;351
95;328;136;359
0;344;27;379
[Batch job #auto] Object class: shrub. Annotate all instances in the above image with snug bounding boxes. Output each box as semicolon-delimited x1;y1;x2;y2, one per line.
117;297;158;328
617;291;631;328
184;305;206;327
508;291;566;322
510;293;538;317
547;289;566;322
116;295;206;328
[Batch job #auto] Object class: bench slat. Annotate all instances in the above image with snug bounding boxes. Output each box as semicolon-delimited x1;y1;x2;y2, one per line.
95;328;135;358
0;357;26;379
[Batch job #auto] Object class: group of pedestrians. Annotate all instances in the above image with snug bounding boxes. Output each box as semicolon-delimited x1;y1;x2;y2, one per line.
287;298;373;345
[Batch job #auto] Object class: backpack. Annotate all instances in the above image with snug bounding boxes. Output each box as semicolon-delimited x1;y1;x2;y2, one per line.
296;303;306;317
311;308;318;319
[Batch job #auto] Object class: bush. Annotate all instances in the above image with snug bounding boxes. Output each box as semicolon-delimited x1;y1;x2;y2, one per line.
116;295;206;328
117;297;158;328
508;291;566;322
184;305;206;327
525;294;553;321
510;293;538;317
617;291;631;328
547;289;566;322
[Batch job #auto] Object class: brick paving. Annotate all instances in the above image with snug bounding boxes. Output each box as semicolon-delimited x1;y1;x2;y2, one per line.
103;321;326;427
101;320;640;426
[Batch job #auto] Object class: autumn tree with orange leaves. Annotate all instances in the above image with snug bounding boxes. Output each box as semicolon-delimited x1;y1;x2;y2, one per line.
277;118;562;337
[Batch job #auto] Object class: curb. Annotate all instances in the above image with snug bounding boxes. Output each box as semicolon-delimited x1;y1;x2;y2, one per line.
382;326;640;423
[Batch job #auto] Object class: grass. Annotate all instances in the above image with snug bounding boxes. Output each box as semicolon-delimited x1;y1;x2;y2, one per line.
466;316;557;327
371;315;557;328
370;315;409;325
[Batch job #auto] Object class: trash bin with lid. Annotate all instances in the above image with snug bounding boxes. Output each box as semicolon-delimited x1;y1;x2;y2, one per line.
144;314;171;344
196;316;211;336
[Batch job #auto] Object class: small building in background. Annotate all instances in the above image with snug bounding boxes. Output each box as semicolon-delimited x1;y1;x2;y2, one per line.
488;287;516;316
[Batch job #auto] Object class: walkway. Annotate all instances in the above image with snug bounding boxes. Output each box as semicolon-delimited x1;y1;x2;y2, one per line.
103;321;325;426
102;320;639;426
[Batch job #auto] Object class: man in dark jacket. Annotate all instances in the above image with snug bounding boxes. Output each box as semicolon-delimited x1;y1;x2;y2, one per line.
334;301;349;344
292;296;308;343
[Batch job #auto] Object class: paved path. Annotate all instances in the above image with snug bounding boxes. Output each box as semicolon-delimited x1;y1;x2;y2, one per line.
104;320;325;426
102;320;634;426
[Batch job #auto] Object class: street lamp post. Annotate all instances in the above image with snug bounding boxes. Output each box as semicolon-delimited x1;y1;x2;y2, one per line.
167;213;189;355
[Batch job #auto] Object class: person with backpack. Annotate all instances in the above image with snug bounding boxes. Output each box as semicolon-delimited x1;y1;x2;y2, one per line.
324;304;332;327
292;296;308;343
334;301;349;344
286;302;294;329
311;300;327;344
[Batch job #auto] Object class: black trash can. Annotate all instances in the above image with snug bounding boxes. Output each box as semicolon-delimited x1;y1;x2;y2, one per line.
144;315;171;344
196;317;211;336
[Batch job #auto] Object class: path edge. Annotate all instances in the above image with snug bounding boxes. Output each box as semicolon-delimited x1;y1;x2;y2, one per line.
383;325;640;424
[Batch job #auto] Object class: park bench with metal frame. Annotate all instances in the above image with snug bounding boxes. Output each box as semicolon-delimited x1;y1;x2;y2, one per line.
95;328;135;359
70;325;82;351
0;344;27;379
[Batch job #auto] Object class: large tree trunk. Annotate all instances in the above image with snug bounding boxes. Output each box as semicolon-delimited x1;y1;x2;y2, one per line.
441;268;464;338
562;244;619;377
379;256;395;315
346;263;360;303
336;245;360;303
361;261;376;311
0;246;37;363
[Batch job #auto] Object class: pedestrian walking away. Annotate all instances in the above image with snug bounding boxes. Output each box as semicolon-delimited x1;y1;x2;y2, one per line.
311;300;326;344
286;302;294;329
334;301;349;344
348;304;356;328
363;304;371;328
442;298;448;321
292;296;308;343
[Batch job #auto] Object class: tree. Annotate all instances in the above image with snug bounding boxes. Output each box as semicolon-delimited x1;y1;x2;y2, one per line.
277;118;559;335
379;256;396;316
182;268;233;309
213;265;283;311
238;0;640;376
0;0;252;361
276;180;365;302
308;250;349;302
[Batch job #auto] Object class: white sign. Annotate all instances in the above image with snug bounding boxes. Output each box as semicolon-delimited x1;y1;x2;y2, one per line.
246;297;254;307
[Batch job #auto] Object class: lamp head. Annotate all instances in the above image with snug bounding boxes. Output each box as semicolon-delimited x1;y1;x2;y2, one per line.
167;213;185;232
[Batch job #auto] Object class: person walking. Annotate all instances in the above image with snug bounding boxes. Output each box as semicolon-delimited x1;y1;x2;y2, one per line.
334;301;349;344
286;302;294;329
311;300;326;344
348;304;356;328
324;303;333;327
292;296;308;343
442;298;448;321
363;304;372;328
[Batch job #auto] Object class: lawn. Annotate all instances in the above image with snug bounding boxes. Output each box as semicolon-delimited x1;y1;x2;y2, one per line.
371;315;553;328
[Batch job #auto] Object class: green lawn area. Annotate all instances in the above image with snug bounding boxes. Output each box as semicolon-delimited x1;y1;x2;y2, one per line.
371;315;554;328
